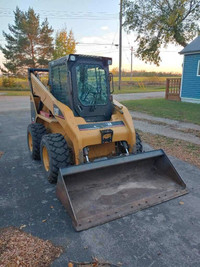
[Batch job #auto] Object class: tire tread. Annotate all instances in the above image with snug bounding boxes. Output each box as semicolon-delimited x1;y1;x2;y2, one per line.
136;132;143;153
27;123;46;160
40;133;71;183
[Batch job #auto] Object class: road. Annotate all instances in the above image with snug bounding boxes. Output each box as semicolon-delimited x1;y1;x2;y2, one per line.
0;96;30;112
0;92;165;112
114;91;165;101
131;111;200;145
0;98;200;267
2;95;199;145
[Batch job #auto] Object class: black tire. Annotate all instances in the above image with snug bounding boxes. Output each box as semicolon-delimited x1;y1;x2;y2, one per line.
27;123;47;160
136;132;143;153
40;134;71;184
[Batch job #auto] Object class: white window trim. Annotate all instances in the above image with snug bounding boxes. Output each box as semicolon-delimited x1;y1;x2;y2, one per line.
197;60;200;76
181;97;200;104
180;56;185;98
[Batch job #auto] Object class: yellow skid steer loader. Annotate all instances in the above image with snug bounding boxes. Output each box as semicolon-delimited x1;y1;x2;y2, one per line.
27;54;187;231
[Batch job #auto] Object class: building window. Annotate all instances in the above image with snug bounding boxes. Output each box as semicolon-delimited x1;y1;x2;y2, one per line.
197;60;200;76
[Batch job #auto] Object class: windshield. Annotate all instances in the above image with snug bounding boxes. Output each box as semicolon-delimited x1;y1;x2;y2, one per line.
76;64;108;106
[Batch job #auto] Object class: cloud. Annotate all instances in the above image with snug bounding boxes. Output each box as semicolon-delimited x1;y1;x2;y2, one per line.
101;26;109;31
80;33;114;44
76;33;182;72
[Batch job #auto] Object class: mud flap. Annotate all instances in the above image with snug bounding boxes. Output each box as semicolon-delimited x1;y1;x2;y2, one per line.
56;149;187;231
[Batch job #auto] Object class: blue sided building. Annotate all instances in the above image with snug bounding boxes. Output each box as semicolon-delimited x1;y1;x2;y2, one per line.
179;36;200;104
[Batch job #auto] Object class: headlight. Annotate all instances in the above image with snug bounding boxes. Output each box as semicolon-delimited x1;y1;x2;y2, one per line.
53;105;64;119
69;55;76;61
108;59;112;65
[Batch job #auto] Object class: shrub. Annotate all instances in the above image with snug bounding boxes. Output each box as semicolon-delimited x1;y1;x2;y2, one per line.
2;77;17;88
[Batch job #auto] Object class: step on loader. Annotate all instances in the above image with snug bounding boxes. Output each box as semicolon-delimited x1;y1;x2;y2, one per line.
27;54;187;231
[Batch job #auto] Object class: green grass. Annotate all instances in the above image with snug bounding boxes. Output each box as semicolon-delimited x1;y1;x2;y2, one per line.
0;86;165;95
0;88;164;96
113;86;165;94
113;76;178;82
0;88;29;91
121;98;200;125
0;76;166;95
0;91;30;96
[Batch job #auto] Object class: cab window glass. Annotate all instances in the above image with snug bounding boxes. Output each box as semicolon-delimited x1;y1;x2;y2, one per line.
51;64;69;105
76;64;108;106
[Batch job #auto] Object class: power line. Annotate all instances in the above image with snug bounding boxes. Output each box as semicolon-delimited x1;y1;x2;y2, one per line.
125;33;131;49
0;9;118;20
0;15;118;21
77;42;119;46
118;0;122;90
0;40;121;47
0;7;118;15
131;46;133;78
0;38;181;53
123;48;131;63
109;27;119;54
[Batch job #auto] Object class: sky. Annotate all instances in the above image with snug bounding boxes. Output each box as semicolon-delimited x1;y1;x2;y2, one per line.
0;0;187;73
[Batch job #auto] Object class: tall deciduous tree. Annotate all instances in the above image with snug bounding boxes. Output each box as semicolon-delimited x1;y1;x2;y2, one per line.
1;7;54;75
53;29;76;59
123;0;200;65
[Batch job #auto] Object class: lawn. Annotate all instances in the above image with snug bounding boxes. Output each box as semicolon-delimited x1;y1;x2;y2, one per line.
113;86;165;94
1;87;165;96
113;76;166;94
0;76;166;95
121;98;200;125
113;76;178;82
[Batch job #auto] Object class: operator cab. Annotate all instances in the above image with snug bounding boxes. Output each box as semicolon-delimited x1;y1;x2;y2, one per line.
49;54;113;122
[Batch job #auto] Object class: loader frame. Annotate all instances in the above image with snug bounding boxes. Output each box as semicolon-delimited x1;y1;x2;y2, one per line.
27;55;188;232
28;63;136;165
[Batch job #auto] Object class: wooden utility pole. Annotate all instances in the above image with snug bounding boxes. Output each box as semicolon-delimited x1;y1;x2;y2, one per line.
118;0;122;90
131;46;133;79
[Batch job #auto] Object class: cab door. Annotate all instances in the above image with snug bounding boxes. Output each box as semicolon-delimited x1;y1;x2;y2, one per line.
71;59;112;122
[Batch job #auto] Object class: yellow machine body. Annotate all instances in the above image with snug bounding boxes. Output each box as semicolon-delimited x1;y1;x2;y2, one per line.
28;55;187;231
30;72;135;165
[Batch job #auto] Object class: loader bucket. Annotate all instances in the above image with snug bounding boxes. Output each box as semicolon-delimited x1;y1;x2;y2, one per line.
56;149;187;231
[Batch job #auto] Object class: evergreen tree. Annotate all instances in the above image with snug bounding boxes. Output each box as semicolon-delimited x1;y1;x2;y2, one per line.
53;29;76;60
1;7;54;75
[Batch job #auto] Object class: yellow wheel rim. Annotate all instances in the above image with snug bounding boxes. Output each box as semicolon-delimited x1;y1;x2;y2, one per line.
42;146;50;172
28;132;33;152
